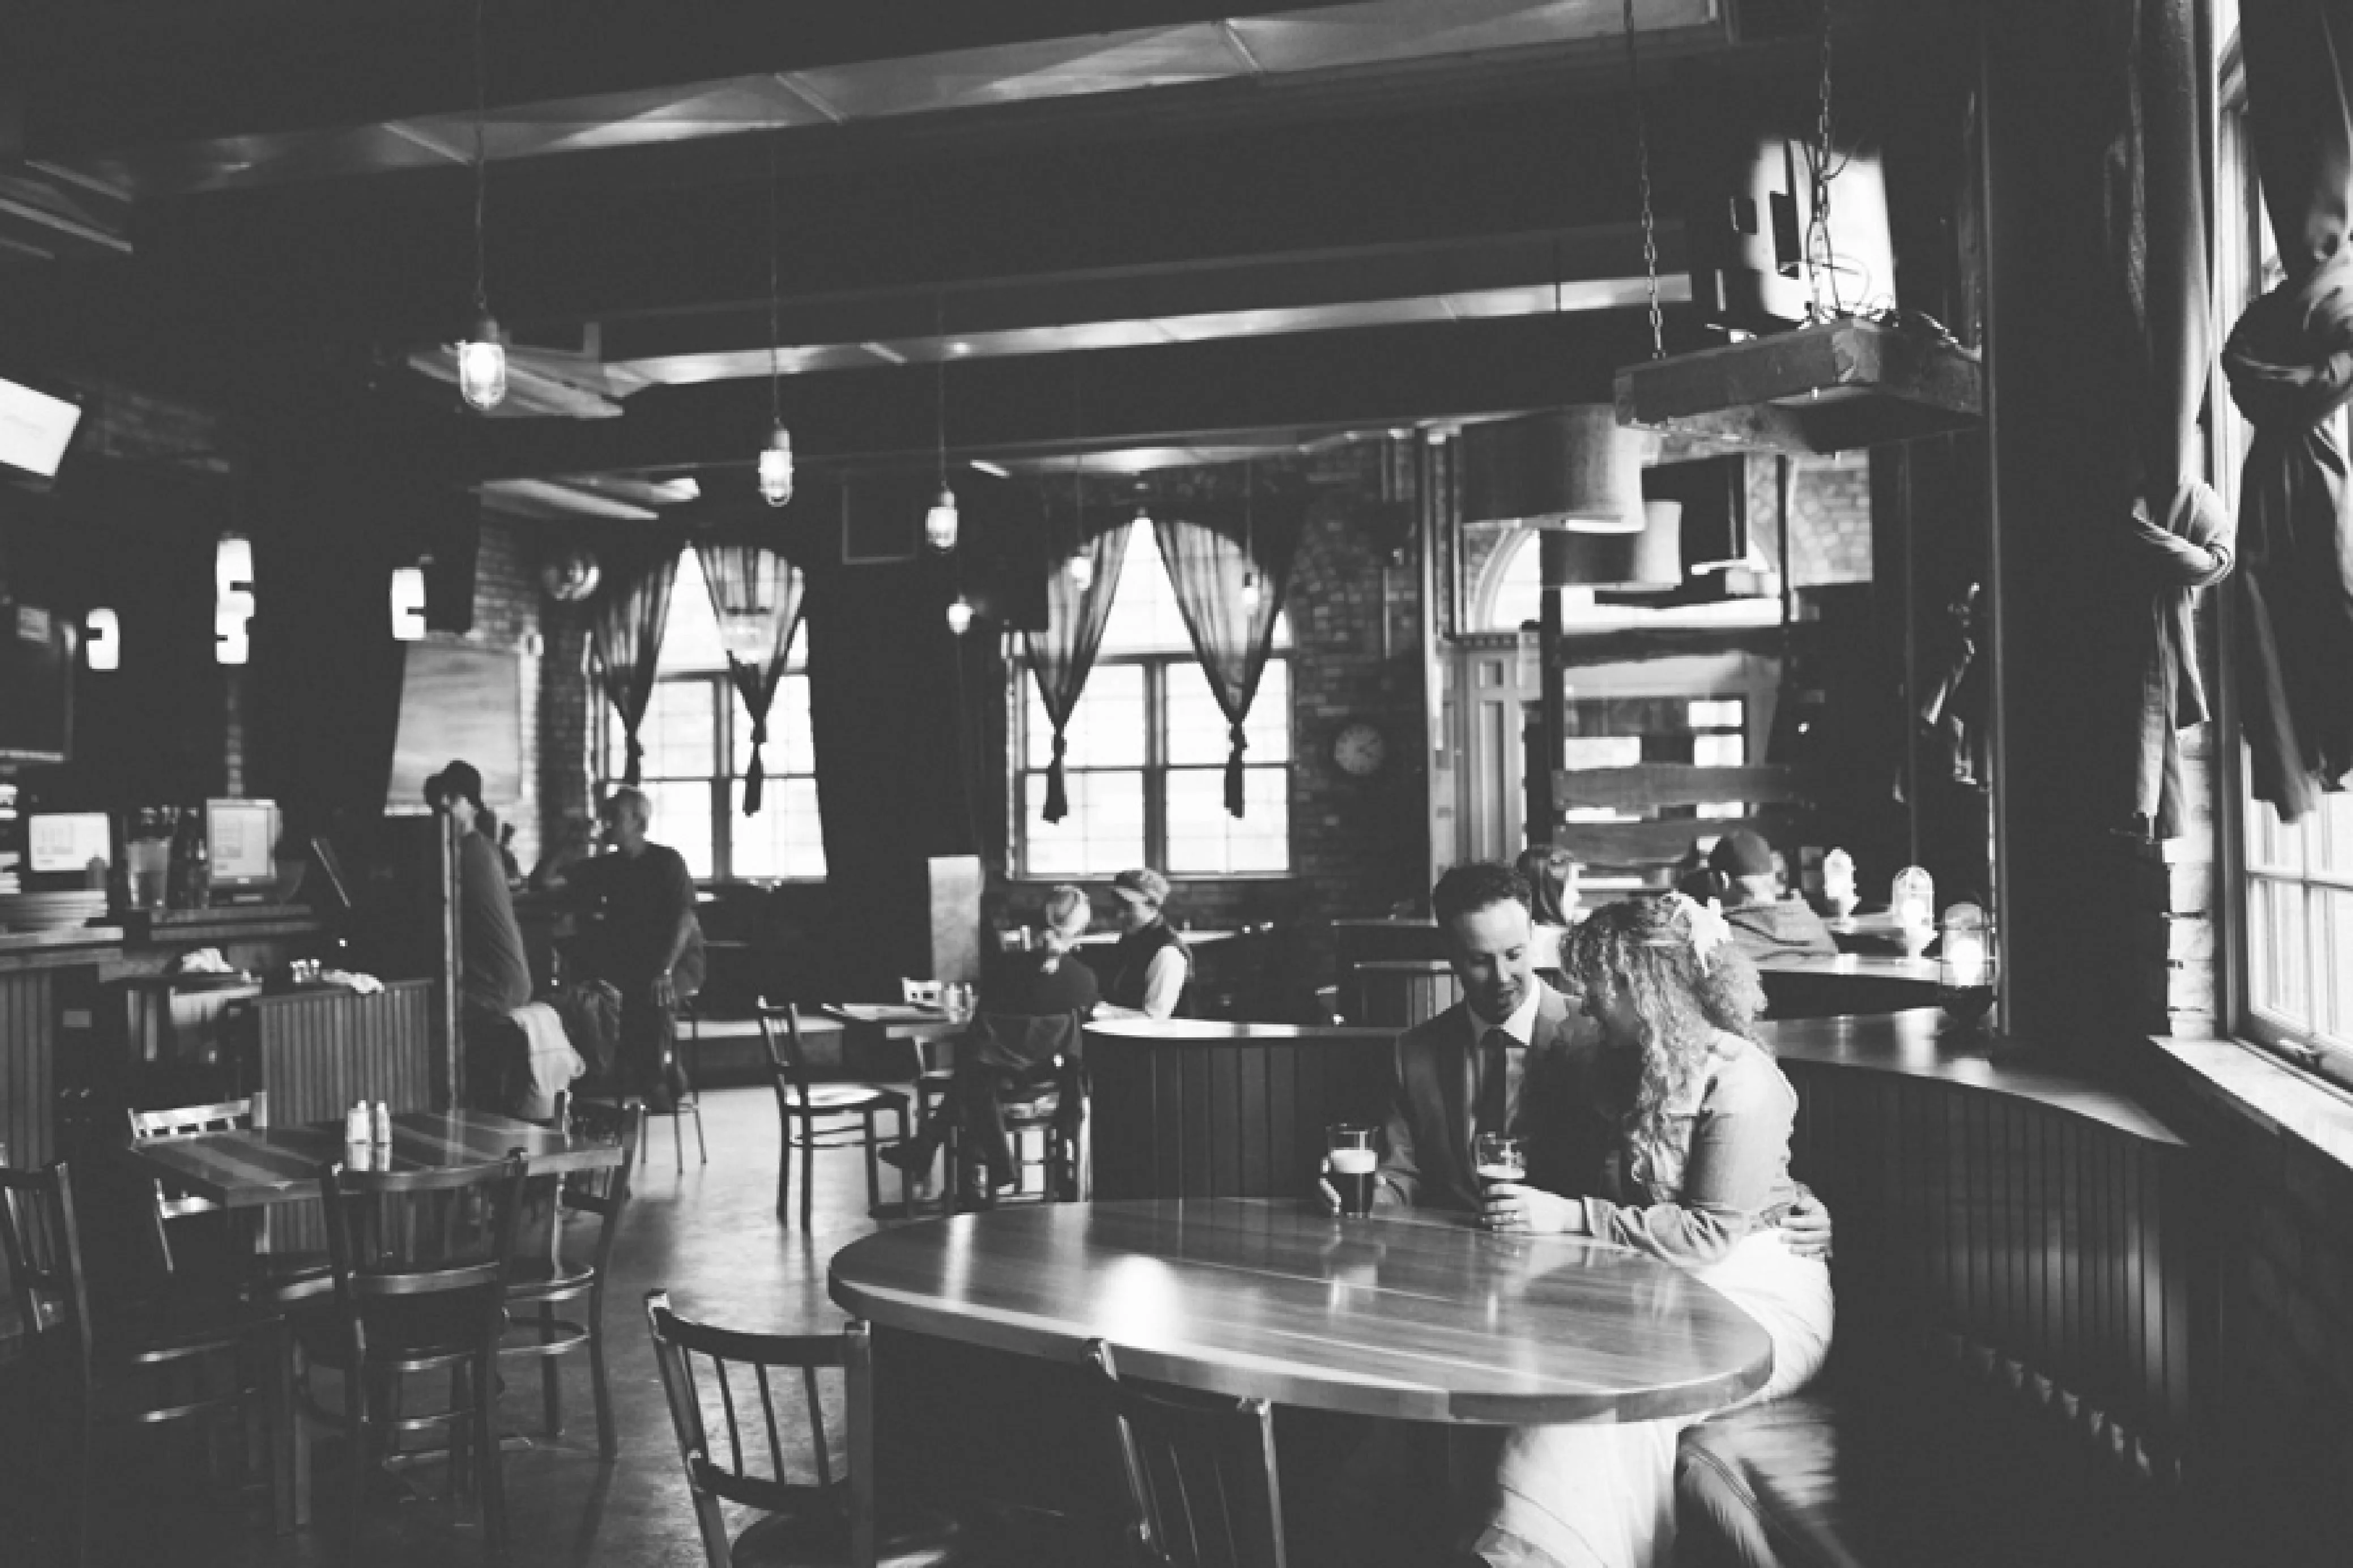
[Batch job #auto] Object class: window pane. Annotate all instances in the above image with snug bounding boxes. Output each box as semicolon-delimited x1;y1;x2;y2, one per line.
1165;659;1289;766
1096;521;1290;657
663;549;730;674
1027;664;1145;770
732;675;815;777
1562;736;1642;770
1693;732;1745;766
1165;767;1288;874
2318;794;2353;882
1022;770;1145;876
2246;791;2304;875
642;681;719;780
1688;699;1744;730
731;778;827;880
2323;890;2353;1043
2250;877;2309;1027
640;780;714;881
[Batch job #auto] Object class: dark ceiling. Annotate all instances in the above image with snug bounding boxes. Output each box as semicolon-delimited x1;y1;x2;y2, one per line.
3;0;1959;514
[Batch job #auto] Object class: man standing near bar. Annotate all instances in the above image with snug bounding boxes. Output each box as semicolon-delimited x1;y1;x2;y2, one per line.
426;761;532;1113
549;787;702;1111
1094;866;1191;1020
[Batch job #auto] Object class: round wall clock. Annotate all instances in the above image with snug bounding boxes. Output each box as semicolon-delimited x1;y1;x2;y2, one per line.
1330;720;1389;778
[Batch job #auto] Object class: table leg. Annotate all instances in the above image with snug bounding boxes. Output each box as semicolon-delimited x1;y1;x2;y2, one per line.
847;1319;877;1568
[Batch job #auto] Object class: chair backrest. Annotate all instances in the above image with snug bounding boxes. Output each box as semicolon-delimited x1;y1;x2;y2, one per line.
125;1093;266;1269
1083;1339;1286;1568
643;1287;861;1568
755;1003;816;1110
0;1159;92;1366
554;1099;644;1271
318;1152;530;1322
960;1010;1084;1074
900;978;942;1007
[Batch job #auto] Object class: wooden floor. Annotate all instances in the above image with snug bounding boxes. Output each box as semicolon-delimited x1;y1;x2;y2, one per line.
2;1085;916;1568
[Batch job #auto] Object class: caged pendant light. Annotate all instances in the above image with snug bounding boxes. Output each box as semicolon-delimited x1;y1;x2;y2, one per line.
924;294;959;552
756;131;794;507
454;0;505;412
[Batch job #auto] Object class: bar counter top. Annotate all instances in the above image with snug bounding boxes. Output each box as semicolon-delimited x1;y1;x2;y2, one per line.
0;925;126;972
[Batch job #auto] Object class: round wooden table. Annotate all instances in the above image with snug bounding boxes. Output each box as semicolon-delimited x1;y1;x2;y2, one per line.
829;1197;1773;1425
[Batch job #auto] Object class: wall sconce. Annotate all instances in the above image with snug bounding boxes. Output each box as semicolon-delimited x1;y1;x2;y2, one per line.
215;533;254;665
84;608;119;672
1936;901;1996;1031
390;565;428;641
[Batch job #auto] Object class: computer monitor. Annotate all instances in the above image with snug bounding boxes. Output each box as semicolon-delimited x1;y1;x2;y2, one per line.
27;811;110;875
204;798;280;895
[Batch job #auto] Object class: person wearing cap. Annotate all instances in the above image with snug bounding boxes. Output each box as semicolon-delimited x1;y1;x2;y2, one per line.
1709;827;1839;960
425;762;535;1111
1095;867;1192;1020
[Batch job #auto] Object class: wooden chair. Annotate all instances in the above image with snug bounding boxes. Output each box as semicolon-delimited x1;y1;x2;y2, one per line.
500;1097;642;1459
0;1156;294;1563
660;1000;712;1172
937;1012;1087;1210
643;1288;960;1567
758;1003;911;1228
898;980;959;1137
125;1091;332;1305
1082;1339;1287;1568
304;1151;531;1559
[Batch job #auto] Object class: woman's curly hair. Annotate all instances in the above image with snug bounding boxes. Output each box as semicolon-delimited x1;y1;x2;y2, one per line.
1564;895;1767;1149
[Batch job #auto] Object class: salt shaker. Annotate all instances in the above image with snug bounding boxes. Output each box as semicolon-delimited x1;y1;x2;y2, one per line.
345;1101;369;1144
371;1101;391;1146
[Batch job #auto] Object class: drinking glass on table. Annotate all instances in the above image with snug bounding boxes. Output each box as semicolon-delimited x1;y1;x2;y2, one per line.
1326;1123;1377;1217
1474;1133;1525;1192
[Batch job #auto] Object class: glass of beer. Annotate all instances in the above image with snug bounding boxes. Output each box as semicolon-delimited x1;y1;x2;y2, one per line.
1326;1123;1377;1217
1474;1132;1526;1192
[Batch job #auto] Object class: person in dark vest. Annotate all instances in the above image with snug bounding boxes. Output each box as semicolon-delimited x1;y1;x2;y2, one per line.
1095;866;1190;1020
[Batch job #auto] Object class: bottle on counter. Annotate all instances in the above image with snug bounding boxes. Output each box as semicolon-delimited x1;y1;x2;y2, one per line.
372;1101;391;1146
345;1101;369;1144
186;820;211;910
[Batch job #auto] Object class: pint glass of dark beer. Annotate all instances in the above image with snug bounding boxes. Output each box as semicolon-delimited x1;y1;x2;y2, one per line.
1327;1123;1377;1217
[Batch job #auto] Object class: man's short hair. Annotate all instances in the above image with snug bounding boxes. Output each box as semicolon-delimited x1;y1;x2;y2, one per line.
601;787;651;828
426;760;484;810
1432;861;1530;928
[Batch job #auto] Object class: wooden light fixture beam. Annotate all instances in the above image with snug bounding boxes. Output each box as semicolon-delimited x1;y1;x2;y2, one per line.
1614;317;1982;454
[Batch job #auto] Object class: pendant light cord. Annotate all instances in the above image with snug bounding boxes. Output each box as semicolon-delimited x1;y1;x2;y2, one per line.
934;292;949;488
471;0;489;315
768;131;782;426
1621;0;1662;360
1804;0;1848;323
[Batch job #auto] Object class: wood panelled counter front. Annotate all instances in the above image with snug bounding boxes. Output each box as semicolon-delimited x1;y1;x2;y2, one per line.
1083;1020;1398;1201
830;1199;1774;1425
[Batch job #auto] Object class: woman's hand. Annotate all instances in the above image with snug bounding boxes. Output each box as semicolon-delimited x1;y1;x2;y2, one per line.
1780;1190;1834;1259
1481;1182;1582;1236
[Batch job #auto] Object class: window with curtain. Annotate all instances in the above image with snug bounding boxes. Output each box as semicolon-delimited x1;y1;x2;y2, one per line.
598;549;824;881
1013;518;1290;875
2222;39;2353;1091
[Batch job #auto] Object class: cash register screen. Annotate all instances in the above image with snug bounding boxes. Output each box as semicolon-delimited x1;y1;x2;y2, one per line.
204;799;279;888
27;811;110;874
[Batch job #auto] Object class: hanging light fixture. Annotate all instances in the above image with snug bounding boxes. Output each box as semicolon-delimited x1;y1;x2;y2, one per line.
1066;454;1094;589
215;533;254;665
757;133;795;507
1239;460;1262;615
455;0;505;412
1461;406;1650;532
945;595;976;636
924;293;959;551
84;608;119;672
390;565;428;640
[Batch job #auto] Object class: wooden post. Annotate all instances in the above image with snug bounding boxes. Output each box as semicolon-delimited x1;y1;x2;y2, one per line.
1529;531;1570;850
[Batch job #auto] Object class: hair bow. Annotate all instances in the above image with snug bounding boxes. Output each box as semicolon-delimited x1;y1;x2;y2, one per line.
1667;892;1732;971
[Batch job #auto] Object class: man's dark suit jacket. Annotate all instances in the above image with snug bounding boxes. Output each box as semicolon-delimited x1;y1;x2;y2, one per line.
1372;982;1616;1214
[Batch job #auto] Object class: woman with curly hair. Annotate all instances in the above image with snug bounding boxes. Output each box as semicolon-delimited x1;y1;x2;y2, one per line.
1466;892;1834;1568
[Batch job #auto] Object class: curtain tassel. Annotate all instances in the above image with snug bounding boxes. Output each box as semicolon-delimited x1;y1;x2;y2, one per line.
624;732;646;788
1044;730;1070;823
742;716;769;817
1224;721;1248;818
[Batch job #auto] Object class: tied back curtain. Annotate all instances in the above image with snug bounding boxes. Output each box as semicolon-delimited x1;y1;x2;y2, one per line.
2107;0;2233;839
1022;522;1131;822
695;541;808;815
1154;497;1305;817
588;541;680;788
2223;0;2353;821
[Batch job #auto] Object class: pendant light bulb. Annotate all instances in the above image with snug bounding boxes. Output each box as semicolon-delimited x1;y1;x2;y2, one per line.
945;595;976;636
759;424;795;507
925;488;960;553
457;314;506;412
84;608;120;672
1067;550;1095;591
1240;570;1263;614
390;566;428;640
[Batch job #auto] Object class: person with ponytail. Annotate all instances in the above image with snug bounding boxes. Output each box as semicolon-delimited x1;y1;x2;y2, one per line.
1465;893;1835;1568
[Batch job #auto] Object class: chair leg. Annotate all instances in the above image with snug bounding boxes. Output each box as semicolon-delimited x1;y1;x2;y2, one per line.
345;1369;371;1561
475;1351;507;1555
448;1363;473;1498
800;1116;817;1230
863;1110;882;1214
268;1321;297;1535
672;1103;685;1175
587;1287;616;1460
691;1100;708;1165
540;1303;563;1439
776;1117;793;1222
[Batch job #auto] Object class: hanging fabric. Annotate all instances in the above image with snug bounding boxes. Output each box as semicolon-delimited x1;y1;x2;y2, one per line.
587;541;680;788
2222;0;2353;822
1022;518;1130;823
1153;486;1306;817
2104;0;2231;839
695;541;808;815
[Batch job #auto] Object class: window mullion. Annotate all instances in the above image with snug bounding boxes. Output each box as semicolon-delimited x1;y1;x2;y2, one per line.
1145;657;1168;868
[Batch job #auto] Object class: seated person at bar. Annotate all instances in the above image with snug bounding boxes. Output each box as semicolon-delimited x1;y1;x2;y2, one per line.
882;884;1098;1203
1467;894;1834;1568
1707;827;1839;960
1514;843;1581;991
543;787;703;1112
425;761;541;1114
1092;866;1191;1020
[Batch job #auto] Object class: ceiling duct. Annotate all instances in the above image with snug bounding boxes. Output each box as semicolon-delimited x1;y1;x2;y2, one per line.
1461;406;1651;533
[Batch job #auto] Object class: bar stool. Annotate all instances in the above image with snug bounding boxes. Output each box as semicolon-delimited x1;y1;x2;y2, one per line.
650;1003;709;1172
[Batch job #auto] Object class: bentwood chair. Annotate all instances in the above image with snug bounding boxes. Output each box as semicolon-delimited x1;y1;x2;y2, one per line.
304;1151;531;1559
126;1091;334;1306
1082;1339;1287;1568
643;1289;961;1567
758;1003;911;1227
499;1097;642;1458
937;1012;1087;1211
899;980;958;1135
0;1155;295;1564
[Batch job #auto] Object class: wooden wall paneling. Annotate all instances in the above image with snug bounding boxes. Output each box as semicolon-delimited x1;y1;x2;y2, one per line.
1180;1048;1214;1197
1210;1043;1244;1197
0;970;55;1168
1261;1041;1299;1198
242;980;434;1125
1150;1048;1184;1198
